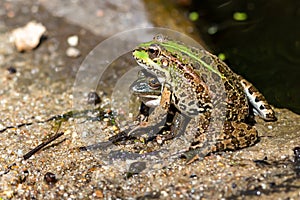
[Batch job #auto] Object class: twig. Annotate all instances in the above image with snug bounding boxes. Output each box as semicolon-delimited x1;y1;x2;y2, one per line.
23;132;64;160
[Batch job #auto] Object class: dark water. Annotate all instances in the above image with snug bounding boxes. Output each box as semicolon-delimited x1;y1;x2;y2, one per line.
189;0;300;114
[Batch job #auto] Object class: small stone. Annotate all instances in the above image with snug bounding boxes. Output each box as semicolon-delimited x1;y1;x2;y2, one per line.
17;149;23;157
161;190;168;197
66;47;81;58
267;125;273;129
232;183;237;188
94;190;103;198
59;185;65;190
156;135;163;144
189;174;197;178
67;35;79;46
112;125;119;132
7;66;17;74
11;21;46;52
44;172;58;185
87;91;101;105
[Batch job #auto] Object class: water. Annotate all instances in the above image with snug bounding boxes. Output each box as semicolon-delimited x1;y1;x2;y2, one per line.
189;0;300;114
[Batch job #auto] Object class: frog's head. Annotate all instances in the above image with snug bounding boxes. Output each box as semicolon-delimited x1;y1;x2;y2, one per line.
133;34;224;82
132;34;175;83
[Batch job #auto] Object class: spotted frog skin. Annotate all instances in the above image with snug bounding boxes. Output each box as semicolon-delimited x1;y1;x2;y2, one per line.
131;34;276;158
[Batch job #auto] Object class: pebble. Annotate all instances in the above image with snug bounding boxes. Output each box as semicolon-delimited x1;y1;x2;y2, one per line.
66;47;81;58
94;190;104;198
59;185;65;190
17;149;23;157
87;91;101;105
7;66;17;74
44;172;58;185
161;190;168;197
267;125;273;129
11;21;46;52
156;136;163;144
67;35;79;46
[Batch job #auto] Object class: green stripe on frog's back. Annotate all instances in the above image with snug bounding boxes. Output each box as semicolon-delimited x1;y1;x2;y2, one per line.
139;40;225;79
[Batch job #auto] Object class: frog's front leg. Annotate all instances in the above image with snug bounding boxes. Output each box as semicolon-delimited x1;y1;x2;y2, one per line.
158;109;195;143
184;120;259;163
128;86;172;138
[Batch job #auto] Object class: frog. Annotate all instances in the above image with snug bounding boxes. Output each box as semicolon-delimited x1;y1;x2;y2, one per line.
130;34;277;160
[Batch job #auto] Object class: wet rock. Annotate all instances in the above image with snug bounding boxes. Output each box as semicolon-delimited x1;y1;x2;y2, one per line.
10;21;46;52
40;0;152;37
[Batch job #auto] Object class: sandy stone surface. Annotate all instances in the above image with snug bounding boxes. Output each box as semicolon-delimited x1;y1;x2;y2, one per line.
0;0;299;199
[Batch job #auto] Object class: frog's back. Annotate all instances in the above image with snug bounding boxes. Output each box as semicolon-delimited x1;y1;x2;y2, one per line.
196;50;250;121
163;40;250;122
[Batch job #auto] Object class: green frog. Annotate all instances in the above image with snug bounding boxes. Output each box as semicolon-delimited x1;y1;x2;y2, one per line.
131;34;276;160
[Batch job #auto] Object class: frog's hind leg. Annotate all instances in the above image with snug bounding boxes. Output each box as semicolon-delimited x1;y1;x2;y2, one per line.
184;121;259;163
217;121;259;151
238;76;277;121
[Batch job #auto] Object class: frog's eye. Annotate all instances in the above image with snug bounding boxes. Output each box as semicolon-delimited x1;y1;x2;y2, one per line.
148;77;161;89
148;44;160;59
